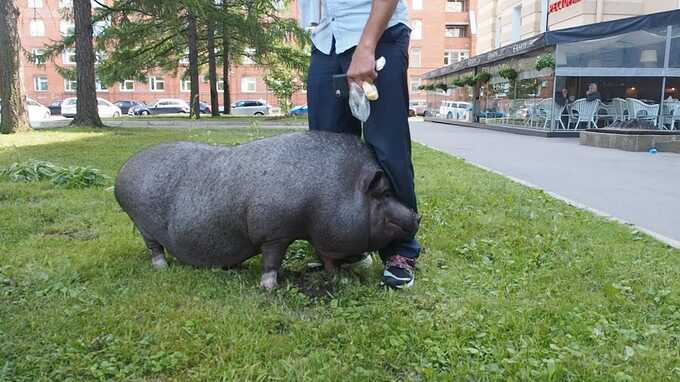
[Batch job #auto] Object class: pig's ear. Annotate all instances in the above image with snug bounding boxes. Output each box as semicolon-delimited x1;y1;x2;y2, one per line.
359;166;385;194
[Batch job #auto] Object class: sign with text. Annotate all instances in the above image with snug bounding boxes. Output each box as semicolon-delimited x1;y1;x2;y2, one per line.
549;0;582;14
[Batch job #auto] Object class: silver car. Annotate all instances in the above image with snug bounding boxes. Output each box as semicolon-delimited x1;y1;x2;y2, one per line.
230;100;269;116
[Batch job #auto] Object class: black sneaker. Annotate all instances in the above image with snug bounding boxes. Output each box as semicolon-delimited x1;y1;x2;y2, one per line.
381;255;415;289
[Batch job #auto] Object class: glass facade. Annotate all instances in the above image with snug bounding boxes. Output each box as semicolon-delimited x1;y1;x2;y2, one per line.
424;17;680;132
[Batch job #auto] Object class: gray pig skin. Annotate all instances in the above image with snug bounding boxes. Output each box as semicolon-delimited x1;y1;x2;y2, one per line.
115;131;418;290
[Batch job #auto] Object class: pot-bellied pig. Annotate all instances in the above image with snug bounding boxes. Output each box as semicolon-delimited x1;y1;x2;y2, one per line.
114;131;419;290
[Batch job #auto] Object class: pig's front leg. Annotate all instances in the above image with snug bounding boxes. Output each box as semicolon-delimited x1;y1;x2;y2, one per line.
259;240;291;291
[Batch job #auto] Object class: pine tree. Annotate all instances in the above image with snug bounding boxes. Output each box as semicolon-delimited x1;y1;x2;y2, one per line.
72;0;103;127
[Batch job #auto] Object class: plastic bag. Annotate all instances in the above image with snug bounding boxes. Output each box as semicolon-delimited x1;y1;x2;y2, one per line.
349;82;370;122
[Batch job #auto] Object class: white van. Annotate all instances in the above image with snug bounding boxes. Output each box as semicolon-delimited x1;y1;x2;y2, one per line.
439;101;472;121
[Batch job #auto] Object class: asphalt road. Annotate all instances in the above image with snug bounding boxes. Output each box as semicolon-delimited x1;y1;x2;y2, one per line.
410;121;680;247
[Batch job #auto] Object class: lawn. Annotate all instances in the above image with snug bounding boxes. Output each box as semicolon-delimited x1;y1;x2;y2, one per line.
1;127;679;381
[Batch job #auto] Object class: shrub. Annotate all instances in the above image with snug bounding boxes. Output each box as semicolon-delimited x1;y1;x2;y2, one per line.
0;160;60;182
0;160;110;189
51;166;110;189
435;83;449;91
463;76;477;87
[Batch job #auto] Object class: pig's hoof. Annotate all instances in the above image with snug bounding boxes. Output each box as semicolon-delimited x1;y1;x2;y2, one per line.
151;255;168;269
260;271;278;291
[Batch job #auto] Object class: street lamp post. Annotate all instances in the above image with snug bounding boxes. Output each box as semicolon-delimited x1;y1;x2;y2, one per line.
544;0;551;32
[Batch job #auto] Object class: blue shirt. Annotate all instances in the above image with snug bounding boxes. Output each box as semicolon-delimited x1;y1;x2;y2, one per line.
302;0;410;55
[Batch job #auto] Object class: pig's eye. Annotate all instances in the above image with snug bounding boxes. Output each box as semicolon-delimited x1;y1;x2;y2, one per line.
382;190;393;199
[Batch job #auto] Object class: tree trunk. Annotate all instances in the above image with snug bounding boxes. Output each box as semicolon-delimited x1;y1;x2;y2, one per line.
207;18;220;117
72;0;103;127
0;0;31;134
187;10;200;119
221;2;231;115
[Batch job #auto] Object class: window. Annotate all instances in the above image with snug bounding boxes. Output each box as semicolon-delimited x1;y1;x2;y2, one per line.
242;48;256;65
445;25;467;38
179;48;190;65
95;79;108;91
63;49;76;65
60;21;75;36
495;17;502;49
93;18;110;37
149;76;165;91
444;50;469;65
410;48;421;68
411;0;422;10
30;20;45;37
446;0;464;12
34;76;48;92
411;20;422;40
64;79;77;92
410;78;422;92
180;79;191;92
511;5;522;42
59;0;72;8
31;48;46;65
28;0;43;8
120;80;135;91
217;78;225;92
241;76;256;93
95;51;106;65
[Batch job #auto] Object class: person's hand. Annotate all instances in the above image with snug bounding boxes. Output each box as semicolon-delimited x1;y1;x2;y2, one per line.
347;45;377;86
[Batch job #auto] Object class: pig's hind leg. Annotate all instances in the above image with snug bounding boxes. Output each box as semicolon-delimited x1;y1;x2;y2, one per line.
259;240;292;291
139;229;167;269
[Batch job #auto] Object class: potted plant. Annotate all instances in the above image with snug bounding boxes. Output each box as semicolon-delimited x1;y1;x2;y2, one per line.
452;78;466;87
498;67;518;81
475;72;491;84
535;54;556;71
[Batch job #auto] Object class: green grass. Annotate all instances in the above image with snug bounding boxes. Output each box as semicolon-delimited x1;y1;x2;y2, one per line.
1;128;679;381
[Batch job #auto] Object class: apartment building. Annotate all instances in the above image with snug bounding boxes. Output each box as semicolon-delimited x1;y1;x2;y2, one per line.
407;0;476;102
17;0;305;110
476;0;680;55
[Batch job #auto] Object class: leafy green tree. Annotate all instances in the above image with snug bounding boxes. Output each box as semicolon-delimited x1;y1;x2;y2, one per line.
264;66;305;113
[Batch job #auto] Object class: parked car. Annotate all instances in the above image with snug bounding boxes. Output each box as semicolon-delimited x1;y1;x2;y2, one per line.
288;104;308;116
439;101;472;121
48;100;62;116
199;101;211;114
148;99;190;115
479;110;505;118
408;100;428;116
114;100;144;115
0;97;51;121
61;97;122;118
128;102;151;116
230;100;269;116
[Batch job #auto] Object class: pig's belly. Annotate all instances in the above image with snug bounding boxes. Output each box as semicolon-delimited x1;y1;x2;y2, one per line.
166;230;257;267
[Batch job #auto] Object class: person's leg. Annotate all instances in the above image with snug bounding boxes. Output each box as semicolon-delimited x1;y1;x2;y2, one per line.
338;24;420;288
307;42;362;136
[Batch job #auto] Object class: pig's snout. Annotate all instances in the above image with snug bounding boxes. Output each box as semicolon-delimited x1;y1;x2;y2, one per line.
384;201;420;239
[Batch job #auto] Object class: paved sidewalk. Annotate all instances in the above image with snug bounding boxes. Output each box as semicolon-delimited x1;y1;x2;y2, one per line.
410;121;680;247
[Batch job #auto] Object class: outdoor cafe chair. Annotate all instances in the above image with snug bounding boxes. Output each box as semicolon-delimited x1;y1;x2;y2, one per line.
626;98;660;127
612;98;630;122
536;99;566;130
569;99;600;129
662;102;680;130
598;103;618;127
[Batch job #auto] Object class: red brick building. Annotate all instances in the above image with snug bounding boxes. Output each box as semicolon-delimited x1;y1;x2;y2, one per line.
17;0;473;110
406;0;477;104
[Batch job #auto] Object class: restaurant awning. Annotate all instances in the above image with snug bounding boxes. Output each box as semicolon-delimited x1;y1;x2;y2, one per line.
422;9;680;81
